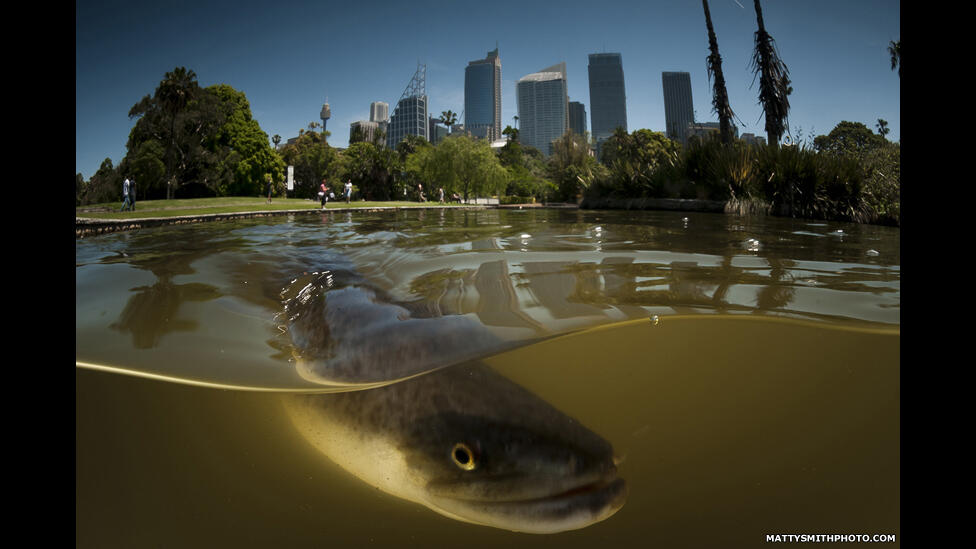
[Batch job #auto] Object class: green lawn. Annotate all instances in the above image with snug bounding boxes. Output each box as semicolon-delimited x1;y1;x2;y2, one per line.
76;197;473;220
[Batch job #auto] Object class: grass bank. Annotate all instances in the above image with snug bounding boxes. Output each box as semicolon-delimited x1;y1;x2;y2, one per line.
76;197;474;220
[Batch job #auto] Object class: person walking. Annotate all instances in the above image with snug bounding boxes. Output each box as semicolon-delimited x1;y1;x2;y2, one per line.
344;180;352;204
266;177;273;204
438;187;444;204
119;177;132;212
319;179;329;209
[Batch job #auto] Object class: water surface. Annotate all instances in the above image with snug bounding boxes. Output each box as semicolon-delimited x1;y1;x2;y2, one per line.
76;208;898;388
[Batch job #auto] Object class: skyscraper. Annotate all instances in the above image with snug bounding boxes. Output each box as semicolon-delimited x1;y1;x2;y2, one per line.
516;62;568;156
349;120;381;145
387;64;428;149
662;71;695;144
464;48;502;141
587;53;627;146
428;115;448;145
569;101;587;136
370;101;389;140
370;102;389;124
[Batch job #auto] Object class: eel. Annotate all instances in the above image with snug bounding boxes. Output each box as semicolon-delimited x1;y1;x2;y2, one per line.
283;361;626;534
280;267;626;532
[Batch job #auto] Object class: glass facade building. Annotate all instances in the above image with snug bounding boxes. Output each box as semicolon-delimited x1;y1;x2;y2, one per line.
516;62;568;156
587;53;627;145
370;101;389;123
662;71;695;144
387;65;428;148
569;101;587;136
386;96;428;148
464;48;502;142
428;115;448;145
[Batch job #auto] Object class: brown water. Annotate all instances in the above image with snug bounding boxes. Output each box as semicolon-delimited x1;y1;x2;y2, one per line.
76;208;899;547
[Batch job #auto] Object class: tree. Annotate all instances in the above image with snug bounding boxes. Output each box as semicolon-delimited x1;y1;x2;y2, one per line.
123;140;167;196
703;0;739;145
502;124;519;143
888;40;900;77
404;140;440;197
372;128;387;148
813;121;885;156
278;130;340;198
440;110;458;132
124;75;283;199
83;158;124;205
430;136;507;201
76;173;85;206
495;129;551;200
549;131;605;201
600;128;680;197
340;142;399;201
876;119;890;140
205;84;284;196
497;132;523;168
750;0;791;146
395;134;430;164
126;67;224;199
272;134;281;150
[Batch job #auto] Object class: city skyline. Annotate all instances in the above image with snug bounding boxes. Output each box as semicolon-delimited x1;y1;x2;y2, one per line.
76;0;900;179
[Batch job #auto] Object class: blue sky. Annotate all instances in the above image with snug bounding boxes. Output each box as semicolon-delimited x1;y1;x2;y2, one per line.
76;0;900;180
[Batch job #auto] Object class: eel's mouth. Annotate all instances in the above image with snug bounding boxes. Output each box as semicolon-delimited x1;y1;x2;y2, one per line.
542;475;626;503
428;471;627;534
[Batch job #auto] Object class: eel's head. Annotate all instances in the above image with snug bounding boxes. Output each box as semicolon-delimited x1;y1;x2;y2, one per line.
401;411;627;534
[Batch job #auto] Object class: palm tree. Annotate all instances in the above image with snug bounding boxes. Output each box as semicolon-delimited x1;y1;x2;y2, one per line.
158;67;198;117
440;110;458;133
888;40;900;77
157;67;201;199
272;134;281;151
876;119;889;140
502;125;519;143
703;0;738;145
750;0;791;147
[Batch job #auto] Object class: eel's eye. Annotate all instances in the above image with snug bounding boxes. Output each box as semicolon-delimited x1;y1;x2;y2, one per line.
452;442;477;470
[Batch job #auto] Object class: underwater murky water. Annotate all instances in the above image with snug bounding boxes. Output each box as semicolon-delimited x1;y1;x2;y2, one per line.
76;208;899;547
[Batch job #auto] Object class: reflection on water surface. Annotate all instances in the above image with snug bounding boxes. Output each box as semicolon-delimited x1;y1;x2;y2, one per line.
76;209;899;546
77;209;898;388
